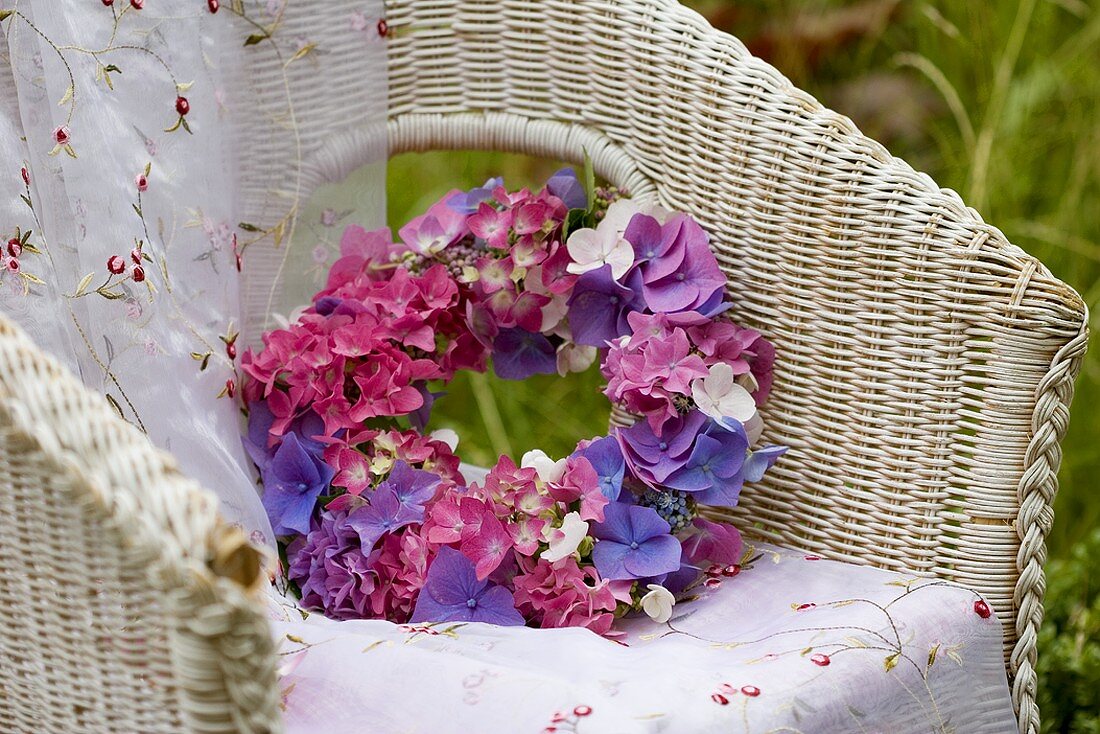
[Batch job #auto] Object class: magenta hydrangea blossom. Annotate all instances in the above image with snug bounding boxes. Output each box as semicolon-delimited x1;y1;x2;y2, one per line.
591;501;682;581
410;547;524;626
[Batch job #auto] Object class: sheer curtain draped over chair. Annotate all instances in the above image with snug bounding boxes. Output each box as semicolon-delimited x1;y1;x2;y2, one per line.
0;0;388;544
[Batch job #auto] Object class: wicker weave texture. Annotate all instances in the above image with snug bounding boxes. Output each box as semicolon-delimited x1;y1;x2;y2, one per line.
0;318;282;734
381;2;1088;732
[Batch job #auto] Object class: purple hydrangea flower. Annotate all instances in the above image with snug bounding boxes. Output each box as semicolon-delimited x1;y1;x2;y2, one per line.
628;214;726;315
385;460;441;517
617;409;709;488
262;432;336;536
574;436;625;501
566;264;645;346
287;510;377;621
245;405;329;472
493;327;557;380
410;547;525;626
346;484;421;551
664;424;748;501
742;443;788;482
546;167;587;211
447;177;504;215
591;501;682;581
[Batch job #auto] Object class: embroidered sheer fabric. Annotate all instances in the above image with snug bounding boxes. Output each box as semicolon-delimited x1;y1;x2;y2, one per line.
0;2;1018;732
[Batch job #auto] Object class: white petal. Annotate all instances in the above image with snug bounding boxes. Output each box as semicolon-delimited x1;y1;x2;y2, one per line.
430;428;460;450
605;238;636;280
565;228;603;273
640;584;676;624
521;449;567;483
737;370;760;393
743;413;764;444
703;362;736;395
600;199;642;237
542;512;589;562
557;342;598;376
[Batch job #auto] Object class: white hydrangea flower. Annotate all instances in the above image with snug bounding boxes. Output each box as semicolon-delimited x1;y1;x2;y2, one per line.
541;512;589;563
691;363;758;424
521;448;567;483
565;199;657;279
641;584;676;624
556;342;598;376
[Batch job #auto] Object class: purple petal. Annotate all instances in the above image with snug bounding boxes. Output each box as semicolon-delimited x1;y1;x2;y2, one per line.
623;534;682;579
626;503;673;542
493;328;557;380
624;214;665;262
744;445;788;482
546;168;587;210
471;585;526;626
591;500;635;544
590;540;633;580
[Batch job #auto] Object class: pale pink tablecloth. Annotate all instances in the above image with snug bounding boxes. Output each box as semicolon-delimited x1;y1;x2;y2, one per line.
268;544;1017;733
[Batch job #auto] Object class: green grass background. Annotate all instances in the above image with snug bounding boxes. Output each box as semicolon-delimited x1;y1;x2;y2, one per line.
379;2;1098;728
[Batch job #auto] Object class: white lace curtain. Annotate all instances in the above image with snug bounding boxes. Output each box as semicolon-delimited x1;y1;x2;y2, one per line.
0;0;388;545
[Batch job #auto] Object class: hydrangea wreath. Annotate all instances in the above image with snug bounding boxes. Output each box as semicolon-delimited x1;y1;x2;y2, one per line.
241;164;787;634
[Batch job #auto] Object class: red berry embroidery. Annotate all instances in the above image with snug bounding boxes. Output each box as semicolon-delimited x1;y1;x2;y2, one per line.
131;265;146;282
7;259;20;273
974;599;992;619
54;126;70;145
225;378;236;399
703;577;721;589
175;96;190;116
722;564;740;577
796;602;816;612
804;555;822;561
130;0;144;8
135;174;148;192
208;0;220;12
741;685;761;697
21;167;30;186
107;255;127;274
377;18;389;37
226;341;238;360
572;705;592;717
710;693;729;705
131;247;143;265
102;0;114;5
7;238;21;258
810;653;831;667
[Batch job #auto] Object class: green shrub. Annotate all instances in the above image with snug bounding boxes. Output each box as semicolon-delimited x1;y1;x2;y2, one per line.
1039;527;1100;733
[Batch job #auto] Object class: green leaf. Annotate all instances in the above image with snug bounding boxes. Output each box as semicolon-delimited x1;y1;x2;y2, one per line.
0;10;14;22
238;222;261;232
884;652;900;672
244;32;268;46
927;644;939;668
582;147;596;218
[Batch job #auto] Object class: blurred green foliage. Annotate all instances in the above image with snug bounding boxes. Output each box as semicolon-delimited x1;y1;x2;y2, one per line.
385;1;1098;727
1039;528;1100;732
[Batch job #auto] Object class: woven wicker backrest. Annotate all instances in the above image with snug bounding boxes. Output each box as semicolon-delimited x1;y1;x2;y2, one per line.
379;2;1090;731
0;317;282;734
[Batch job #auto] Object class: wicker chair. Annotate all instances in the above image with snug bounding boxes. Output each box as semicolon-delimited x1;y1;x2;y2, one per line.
0;1;1087;733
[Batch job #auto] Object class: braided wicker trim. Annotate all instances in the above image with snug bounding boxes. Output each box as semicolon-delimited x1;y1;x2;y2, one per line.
1011;318;1088;734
